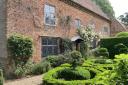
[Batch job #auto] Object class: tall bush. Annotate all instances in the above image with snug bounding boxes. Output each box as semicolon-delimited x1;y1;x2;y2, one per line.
100;37;128;58
77;26;95;57
8;34;33;65
69;51;84;69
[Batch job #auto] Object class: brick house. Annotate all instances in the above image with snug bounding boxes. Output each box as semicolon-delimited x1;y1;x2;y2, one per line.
0;0;111;70
111;18;127;36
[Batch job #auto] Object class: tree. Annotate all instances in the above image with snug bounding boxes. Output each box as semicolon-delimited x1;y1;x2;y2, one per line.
92;0;115;18
118;12;128;26
77;26;95;57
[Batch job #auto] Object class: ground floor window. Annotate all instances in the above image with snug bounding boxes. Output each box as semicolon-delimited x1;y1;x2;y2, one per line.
42;37;59;57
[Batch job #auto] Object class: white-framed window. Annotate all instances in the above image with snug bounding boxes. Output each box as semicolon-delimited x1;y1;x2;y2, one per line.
75;19;81;28
44;4;56;26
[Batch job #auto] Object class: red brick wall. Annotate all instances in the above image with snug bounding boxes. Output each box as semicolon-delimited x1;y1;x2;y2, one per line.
111;19;126;36
7;0;111;62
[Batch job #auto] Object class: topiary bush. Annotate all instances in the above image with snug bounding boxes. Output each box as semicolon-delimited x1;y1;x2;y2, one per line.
8;34;33;65
116;32;128;37
69;51;84;69
94;48;109;58
114;43;128;55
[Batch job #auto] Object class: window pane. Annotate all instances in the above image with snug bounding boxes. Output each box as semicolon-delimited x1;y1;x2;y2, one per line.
48;38;53;45
50;6;55;13
42;38;47;45
44;4;50;13
42;46;48;57
53;38;57;45
75;19;81;28
53;46;58;55
44;4;56;25
47;46;52;55
42;37;59;57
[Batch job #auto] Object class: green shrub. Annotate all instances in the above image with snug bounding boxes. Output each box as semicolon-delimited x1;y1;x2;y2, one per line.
113;60;128;84
94;59;107;64
46;55;66;67
43;67;94;85
57;68;91;80
43;58;118;85
8;34;33;65
100;37;128;58
116;32;128;37
0;69;3;85
94;48;109;58
115;54;128;60
14;65;25;78
31;61;51;75
69;51;84;69
114;43;128;54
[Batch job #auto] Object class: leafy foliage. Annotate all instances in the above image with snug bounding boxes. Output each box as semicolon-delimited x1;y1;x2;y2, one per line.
115;54;128;59
77;26;94;43
43;59;116;85
118;12;128;26
92;0;115;18
61;38;72;52
8;34;33;65
100;37;128;58
114;43;128;54
94;48;109;58
57;68;91;80
114;60;128;84
69;51;84;69
31;61;51;75
116;32;128;37
77;26;95;57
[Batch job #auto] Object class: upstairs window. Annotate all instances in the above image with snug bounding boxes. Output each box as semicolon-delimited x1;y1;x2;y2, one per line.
75;19;81;28
44;4;56;26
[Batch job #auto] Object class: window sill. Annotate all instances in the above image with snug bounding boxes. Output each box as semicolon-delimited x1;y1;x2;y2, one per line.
44;24;57;27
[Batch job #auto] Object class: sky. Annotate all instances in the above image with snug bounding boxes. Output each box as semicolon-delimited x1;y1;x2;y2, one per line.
109;0;128;17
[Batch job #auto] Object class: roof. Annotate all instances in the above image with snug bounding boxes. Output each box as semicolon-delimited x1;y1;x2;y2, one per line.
71;36;83;42
71;0;110;20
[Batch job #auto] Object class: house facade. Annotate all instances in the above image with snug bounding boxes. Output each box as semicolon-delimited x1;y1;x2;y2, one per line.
111;18;127;36
0;0;111;69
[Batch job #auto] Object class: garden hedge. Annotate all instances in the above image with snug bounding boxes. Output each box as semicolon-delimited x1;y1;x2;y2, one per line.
43;67;98;85
100;37;128;58
43;61;115;85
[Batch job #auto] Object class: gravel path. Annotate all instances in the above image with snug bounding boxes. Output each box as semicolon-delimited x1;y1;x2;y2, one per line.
5;75;43;85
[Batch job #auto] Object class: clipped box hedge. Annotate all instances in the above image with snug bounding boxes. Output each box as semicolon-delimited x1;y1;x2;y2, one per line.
100;37;128;58
42;66;112;85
